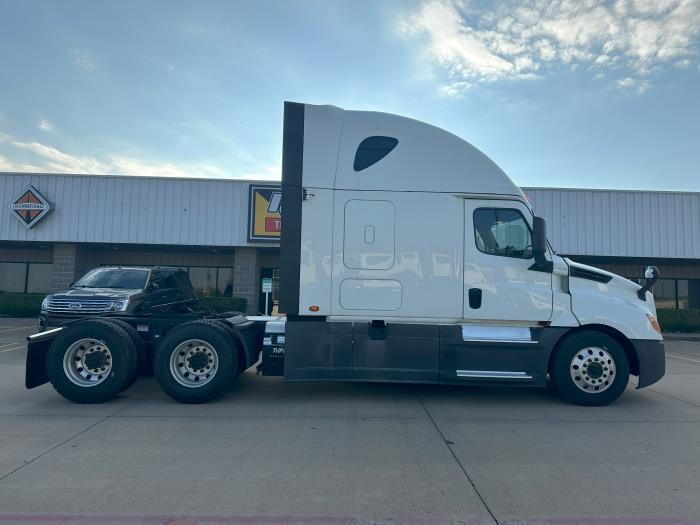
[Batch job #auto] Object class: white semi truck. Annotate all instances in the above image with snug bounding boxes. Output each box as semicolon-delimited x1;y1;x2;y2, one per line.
25;101;665;406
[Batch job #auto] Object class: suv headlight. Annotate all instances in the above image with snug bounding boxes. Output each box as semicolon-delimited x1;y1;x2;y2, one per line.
110;300;129;312
41;297;50;311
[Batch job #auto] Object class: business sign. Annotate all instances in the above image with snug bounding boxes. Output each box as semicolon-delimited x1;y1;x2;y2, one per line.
261;277;273;293
248;185;282;242
9;185;51;229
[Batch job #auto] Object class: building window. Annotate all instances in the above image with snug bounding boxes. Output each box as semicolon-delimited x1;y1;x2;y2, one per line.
353;136;399;171
652;279;677;309
0;262;52;294
631;277;700;310
0;263;27;293
188;267;218;297
217;268;235;297
26;263;52;293
677;279;689;309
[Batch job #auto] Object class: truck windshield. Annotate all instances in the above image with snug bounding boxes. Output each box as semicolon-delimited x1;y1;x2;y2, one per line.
73;268;149;289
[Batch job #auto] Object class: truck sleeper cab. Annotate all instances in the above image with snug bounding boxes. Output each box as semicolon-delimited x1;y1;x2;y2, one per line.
25;102;665;406
278;101;665;406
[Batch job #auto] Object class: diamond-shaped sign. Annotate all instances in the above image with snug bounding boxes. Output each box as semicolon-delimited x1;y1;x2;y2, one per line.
9;185;50;229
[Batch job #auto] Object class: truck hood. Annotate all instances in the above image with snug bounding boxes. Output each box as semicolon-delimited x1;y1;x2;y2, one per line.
566;259;645;297
49;288;143;301
565;258;660;340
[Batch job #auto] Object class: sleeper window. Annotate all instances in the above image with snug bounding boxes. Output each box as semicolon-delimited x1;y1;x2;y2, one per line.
473;208;533;259
353;136;398;171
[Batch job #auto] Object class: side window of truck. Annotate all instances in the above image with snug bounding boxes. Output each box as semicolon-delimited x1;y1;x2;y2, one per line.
473;208;533;259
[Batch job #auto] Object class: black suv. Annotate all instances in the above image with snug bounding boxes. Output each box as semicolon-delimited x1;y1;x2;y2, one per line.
39;266;197;330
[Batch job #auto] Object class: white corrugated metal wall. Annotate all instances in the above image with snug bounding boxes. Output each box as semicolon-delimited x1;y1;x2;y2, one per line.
1;173;698;259
0;173;262;246
524;188;700;259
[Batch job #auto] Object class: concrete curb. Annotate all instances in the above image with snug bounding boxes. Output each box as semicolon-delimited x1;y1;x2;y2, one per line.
663;332;700;341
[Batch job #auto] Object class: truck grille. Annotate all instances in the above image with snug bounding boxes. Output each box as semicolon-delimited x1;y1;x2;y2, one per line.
46;299;115;315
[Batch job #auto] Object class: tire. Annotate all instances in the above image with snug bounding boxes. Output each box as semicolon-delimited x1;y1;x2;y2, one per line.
106;318;148;392
205;319;248;376
154;320;239;404
46;319;139;404
550;330;630;406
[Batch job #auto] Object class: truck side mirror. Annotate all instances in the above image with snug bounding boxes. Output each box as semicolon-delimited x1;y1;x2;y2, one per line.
533;216;547;257
637;265;660;300
529;216;552;273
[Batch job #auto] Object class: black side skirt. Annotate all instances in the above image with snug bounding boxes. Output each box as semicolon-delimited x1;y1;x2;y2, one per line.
283;319;568;386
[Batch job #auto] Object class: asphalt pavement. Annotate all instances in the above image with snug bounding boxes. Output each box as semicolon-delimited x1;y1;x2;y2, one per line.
0;318;698;525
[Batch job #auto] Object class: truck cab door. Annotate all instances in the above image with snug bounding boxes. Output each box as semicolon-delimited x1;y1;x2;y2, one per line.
439;199;555;385
463;199;553;323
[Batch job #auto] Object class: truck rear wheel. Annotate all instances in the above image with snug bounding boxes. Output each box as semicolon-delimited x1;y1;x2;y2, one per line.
205;320;248;377
550;330;630;406
106;318;148;392
46;319;138;404
154;321;239;404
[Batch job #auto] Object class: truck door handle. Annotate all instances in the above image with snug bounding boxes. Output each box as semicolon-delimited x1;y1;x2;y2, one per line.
468;288;482;309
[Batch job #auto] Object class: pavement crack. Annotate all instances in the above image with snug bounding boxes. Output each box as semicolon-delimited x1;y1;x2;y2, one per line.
414;390;500;525
647;387;700;408
0;386;157;482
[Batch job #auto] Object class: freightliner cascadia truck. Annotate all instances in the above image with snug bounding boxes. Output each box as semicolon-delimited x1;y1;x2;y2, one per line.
24;101;666;406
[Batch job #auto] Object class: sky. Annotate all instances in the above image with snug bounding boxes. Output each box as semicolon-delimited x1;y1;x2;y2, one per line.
0;0;698;191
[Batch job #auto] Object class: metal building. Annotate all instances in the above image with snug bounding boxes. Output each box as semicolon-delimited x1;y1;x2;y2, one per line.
1;172;698;312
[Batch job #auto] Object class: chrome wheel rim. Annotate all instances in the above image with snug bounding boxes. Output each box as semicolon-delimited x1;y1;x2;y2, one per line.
570;346;616;393
169;339;218;388
62;338;112;387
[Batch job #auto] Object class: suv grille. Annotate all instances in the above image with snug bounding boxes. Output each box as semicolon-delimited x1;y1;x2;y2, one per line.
46;299;115;315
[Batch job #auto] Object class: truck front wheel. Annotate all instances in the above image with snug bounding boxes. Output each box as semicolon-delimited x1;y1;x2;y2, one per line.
154;321;239;404
550;330;630;406
46;319;138;404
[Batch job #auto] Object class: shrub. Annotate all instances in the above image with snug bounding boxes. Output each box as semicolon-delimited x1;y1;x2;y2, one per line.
657;309;700;333
197;296;248;315
0;293;44;318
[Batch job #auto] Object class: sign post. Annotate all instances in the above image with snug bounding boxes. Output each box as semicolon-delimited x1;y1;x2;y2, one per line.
261;277;273;315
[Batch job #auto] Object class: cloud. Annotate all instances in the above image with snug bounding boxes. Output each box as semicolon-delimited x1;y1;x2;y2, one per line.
70;48;95;70
0;132;256;179
37;119;53;132
0;155;44;173
401;0;700;95
611;76;652;93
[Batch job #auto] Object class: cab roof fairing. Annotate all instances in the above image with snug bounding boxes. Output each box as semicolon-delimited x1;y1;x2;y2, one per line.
298;102;523;197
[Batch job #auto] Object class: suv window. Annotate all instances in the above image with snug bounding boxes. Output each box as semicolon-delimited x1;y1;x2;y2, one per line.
159;270;180;289
473;208;533;259
173;270;193;290
148;271;166;289
74;268;149;289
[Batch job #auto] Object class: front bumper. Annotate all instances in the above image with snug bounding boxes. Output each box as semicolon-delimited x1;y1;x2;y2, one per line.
631;339;665;389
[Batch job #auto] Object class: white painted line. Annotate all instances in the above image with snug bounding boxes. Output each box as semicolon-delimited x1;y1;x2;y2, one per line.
0;325;34;334
667;353;700;364
0;341;20;348
0;344;25;353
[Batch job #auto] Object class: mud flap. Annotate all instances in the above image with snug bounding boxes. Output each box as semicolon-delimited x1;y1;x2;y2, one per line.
632;339;666;389
25;327;63;389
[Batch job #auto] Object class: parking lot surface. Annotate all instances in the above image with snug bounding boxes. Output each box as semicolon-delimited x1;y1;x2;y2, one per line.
0;318;698;525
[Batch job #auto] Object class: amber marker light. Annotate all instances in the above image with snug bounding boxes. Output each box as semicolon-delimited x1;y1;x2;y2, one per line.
646;314;661;334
